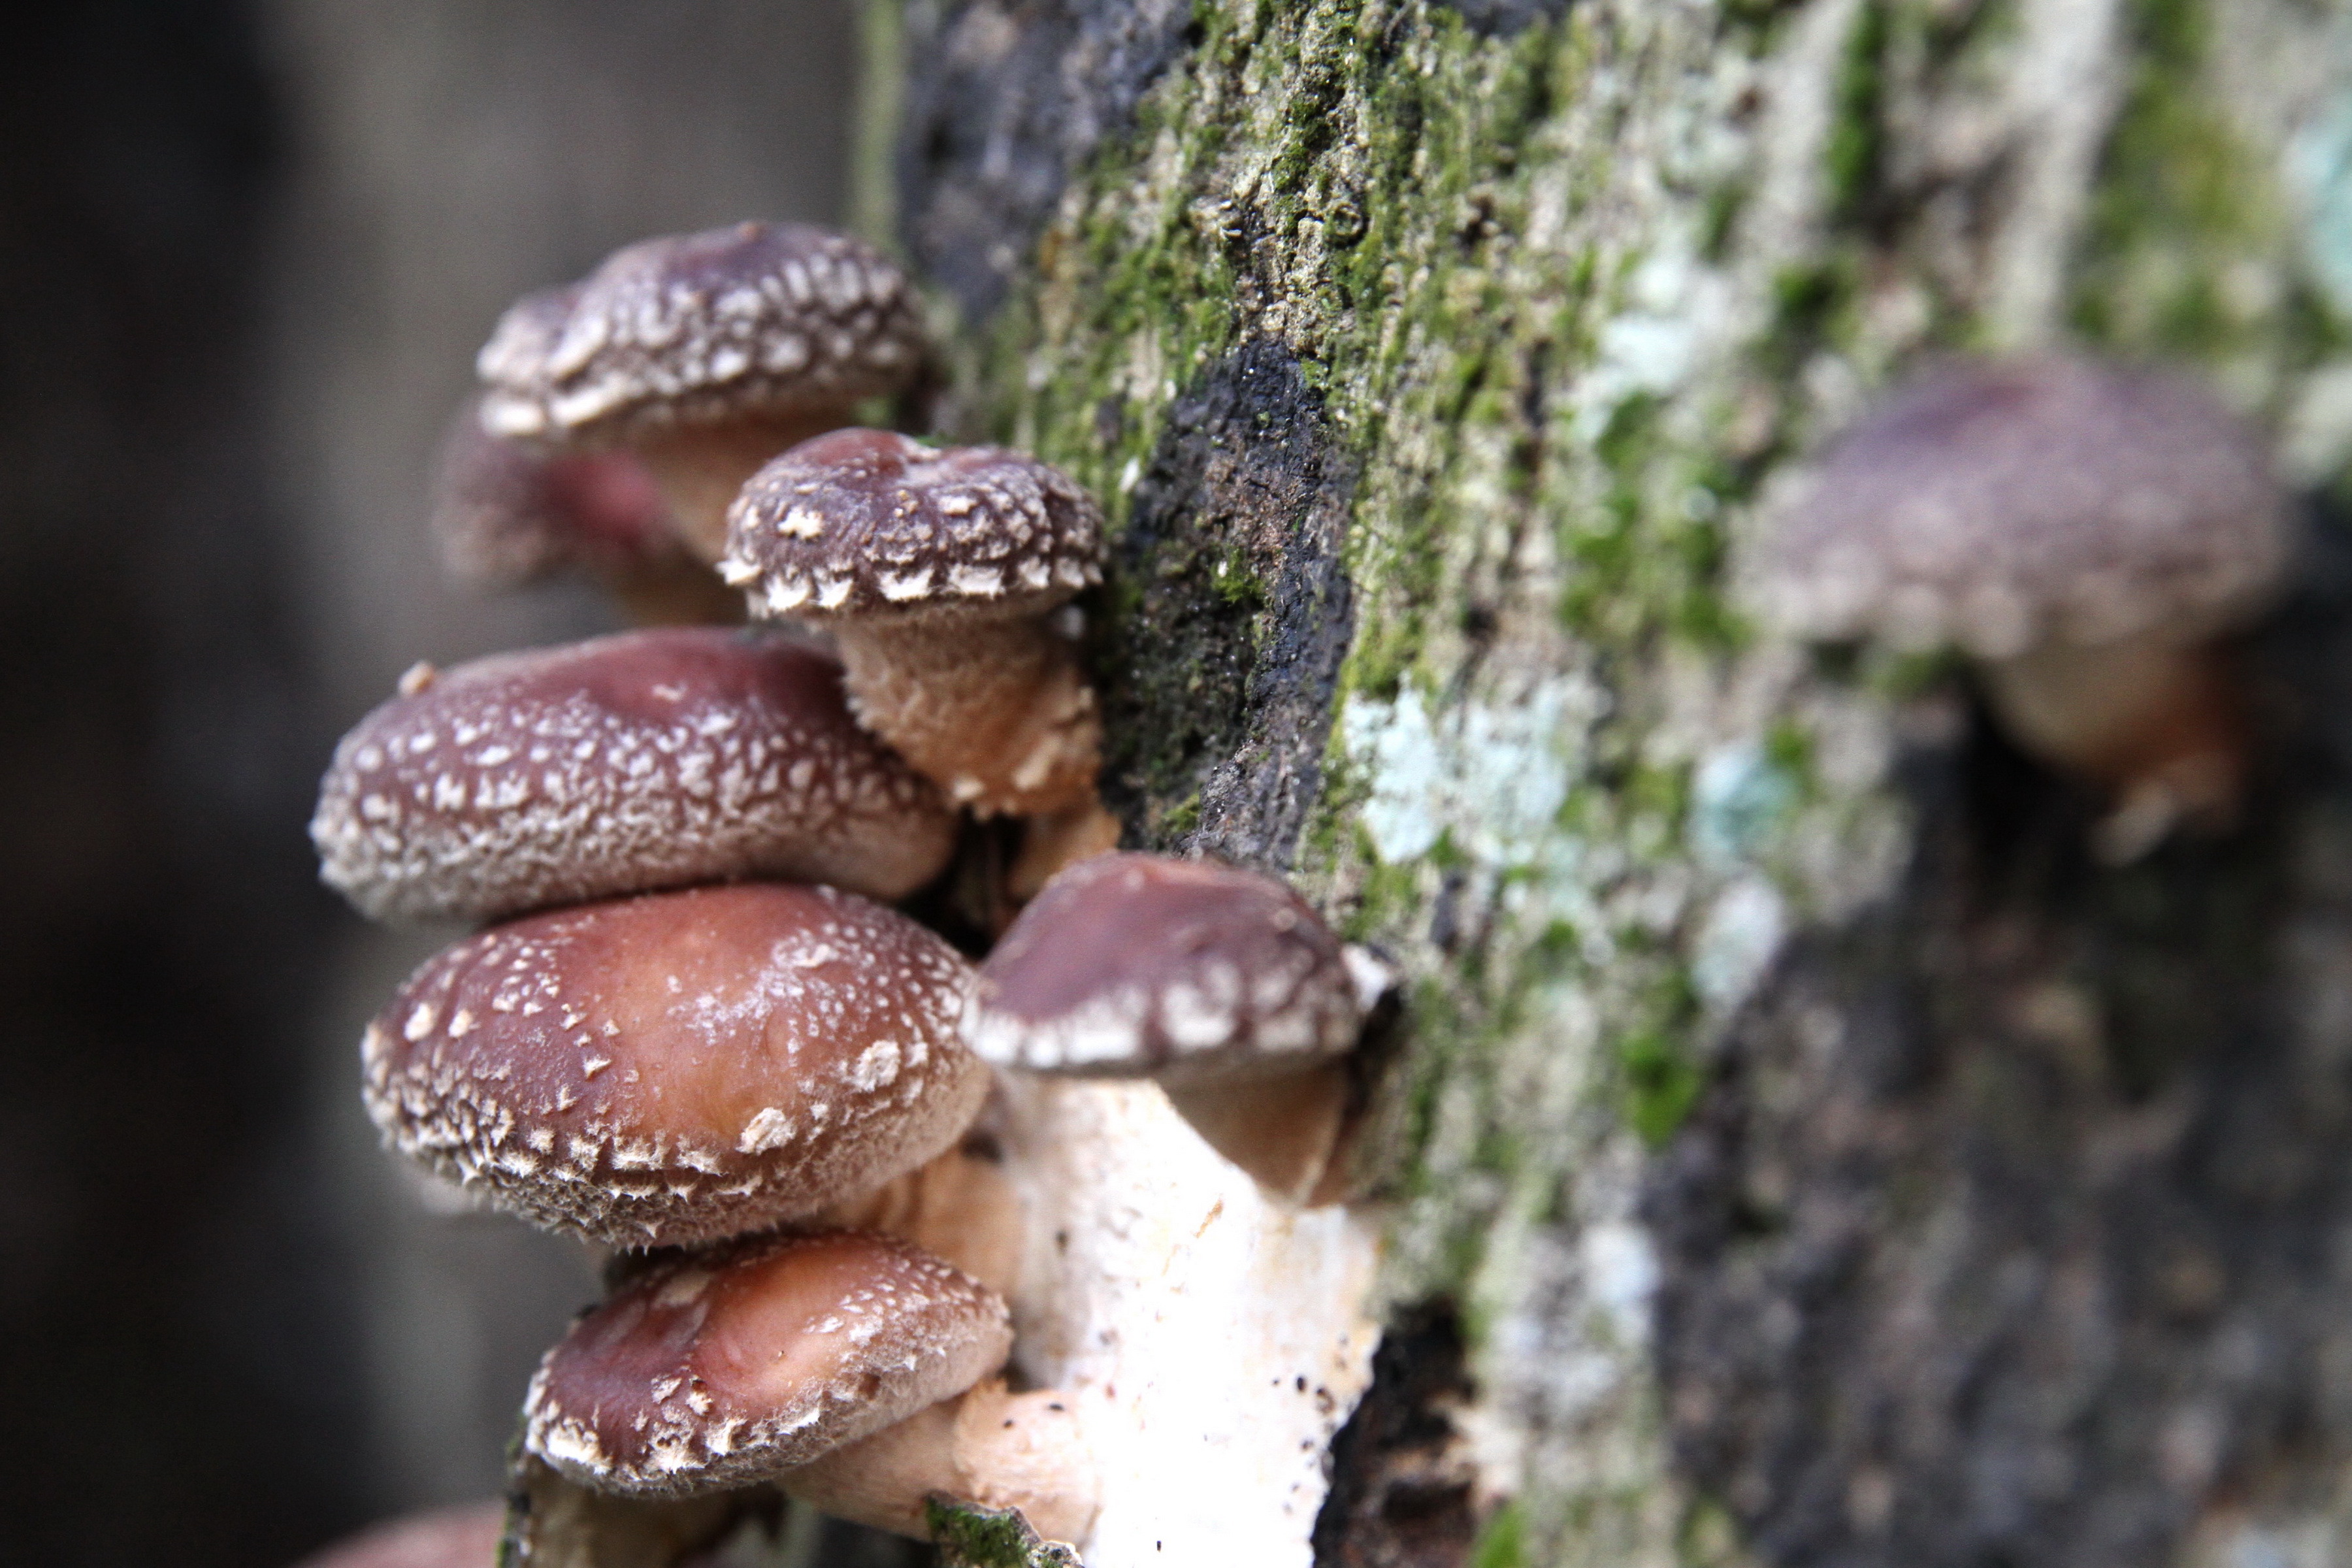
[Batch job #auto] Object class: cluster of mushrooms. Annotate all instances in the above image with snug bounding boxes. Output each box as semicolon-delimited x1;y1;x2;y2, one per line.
306;221;2295;1568
311;223;1388;1567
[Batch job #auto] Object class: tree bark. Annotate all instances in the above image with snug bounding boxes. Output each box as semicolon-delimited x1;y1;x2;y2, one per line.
874;1;2352;1565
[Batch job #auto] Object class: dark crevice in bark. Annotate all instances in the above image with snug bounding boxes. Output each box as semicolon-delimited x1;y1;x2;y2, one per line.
1313;1301;1484;1568
1090;336;1356;871
896;0;1202;323
1647;506;2352;1567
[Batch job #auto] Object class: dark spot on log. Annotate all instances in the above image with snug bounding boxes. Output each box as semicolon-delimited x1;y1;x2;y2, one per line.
1095;338;1355;872
896;0;1203;322
1428;0;1576;40
1645;506;2352;1565
1314;1301;1482;1568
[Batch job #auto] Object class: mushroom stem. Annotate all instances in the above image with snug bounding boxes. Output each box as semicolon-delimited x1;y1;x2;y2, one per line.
602;555;749;627
777;1382;1098;1546
1007;802;1123;904
636;412;845;562
1979;630;2247;857
1164;1064;1352;1207
809;1136;1026;1297
990;1077;1384;1564
504;1453;749;1568
833;616;1101;816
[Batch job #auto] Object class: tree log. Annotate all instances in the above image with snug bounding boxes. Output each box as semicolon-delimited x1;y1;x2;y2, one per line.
876;1;2352;1564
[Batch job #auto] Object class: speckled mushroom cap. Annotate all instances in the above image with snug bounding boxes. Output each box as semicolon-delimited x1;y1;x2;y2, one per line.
311;629;957;922
476;223;925;448
963;853;1361;1086
524;1230;1011;1497
1749;355;2289;660
430;395;679;589
721;429;1103;623
362;883;988;1247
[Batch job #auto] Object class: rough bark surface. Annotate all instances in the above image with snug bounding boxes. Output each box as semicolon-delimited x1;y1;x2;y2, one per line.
881;1;2352;1565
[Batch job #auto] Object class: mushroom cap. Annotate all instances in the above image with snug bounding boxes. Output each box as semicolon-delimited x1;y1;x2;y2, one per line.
524;1230;1011;1497
362;883;988;1247
1748;355;2289;660
963;853;1362;1086
430;395;680;589
311;627;958;922
476;222;926;447
720;429;1103;625
292;1502;506;1568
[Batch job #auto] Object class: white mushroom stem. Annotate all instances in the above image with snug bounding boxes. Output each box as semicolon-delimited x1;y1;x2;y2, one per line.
777;1382;1098;1546
1165;1062;1352;1207
1978;630;2246;858
832;616;1102;817
635;412;845;561
994;1077;1385;1568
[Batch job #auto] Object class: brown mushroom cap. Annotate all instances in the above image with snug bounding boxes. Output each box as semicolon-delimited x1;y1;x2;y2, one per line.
963;853;1361;1086
311;628;957;923
720;429;1103;624
1750;355;2289;659
476;282;579;409
476;223;925;448
362;883;988;1247
292;1502;506;1568
430;393;681;590
524;1230;1011;1497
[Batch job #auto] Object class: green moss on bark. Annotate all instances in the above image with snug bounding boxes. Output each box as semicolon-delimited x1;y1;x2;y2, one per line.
926;1499;1083;1568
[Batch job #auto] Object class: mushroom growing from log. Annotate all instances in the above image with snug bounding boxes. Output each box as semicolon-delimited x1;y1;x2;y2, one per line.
361;882;988;1247
719;428;1105;819
429;394;740;627
476;223;928;561
311;627;956;923
1747;353;2291;859
523;1230;1097;1546
964;851;1382;1204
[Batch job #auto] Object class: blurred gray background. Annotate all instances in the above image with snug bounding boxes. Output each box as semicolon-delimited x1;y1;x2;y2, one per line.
0;4;857;1562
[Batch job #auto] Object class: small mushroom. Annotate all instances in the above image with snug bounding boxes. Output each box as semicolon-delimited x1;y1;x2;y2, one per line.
312;628;957;923
430;394;741;627
362;882;988;1247
963;852;1379;1203
720;429;1105;817
523;1230;1097;1544
1748;354;2290;858
477;223;929;560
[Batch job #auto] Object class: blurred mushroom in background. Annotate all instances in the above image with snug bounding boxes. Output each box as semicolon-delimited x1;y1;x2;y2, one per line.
429;395;742;627
476;223;930;563
1744;354;2291;860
